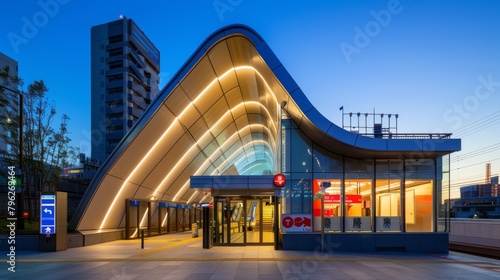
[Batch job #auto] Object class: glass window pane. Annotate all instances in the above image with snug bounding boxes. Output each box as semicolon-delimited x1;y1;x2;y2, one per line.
406;180;433;232
345;179;372;232
312;146;343;173
312;179;341;232
375;179;401;232
288;173;312;214
290;128;312;173
376;159;404;179
345;158;374;174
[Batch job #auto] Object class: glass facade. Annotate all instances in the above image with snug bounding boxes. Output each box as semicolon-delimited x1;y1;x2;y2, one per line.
280;119;448;233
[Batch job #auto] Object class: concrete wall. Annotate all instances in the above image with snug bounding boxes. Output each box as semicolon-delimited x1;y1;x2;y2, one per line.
449;218;500;248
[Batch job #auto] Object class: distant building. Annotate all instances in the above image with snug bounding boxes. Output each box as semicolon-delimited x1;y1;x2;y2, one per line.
452;176;500;218
0;52;19;162
90;17;160;163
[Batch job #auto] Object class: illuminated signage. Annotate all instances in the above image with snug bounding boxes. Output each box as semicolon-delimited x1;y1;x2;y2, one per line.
40;194;56;235
273;173;286;187
281;214;312;232
324;195;362;204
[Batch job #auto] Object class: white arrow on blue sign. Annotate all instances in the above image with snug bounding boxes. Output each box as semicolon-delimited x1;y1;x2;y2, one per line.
40;194;56;234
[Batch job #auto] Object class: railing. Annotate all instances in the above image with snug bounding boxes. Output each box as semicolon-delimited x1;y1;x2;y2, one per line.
448;218;500;259
356;133;452;139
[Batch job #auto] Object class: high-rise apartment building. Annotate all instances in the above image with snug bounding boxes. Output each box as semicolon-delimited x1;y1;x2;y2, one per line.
90;17;160;163
0;52;19;160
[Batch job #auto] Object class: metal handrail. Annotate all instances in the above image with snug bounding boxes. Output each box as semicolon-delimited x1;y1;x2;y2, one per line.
355;133;452;139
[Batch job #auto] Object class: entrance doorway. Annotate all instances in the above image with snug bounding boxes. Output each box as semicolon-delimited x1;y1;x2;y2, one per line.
214;196;275;245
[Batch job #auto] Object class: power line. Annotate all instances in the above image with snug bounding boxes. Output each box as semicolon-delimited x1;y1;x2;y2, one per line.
450;157;500;171
450;143;500;162
458;119;500;138
452;111;500;138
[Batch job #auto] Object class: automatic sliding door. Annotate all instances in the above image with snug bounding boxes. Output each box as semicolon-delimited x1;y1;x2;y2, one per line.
246;197;274;244
215;198;227;244
262;197;274;243
246;199;259;243
229;198;245;244
214;196;275;245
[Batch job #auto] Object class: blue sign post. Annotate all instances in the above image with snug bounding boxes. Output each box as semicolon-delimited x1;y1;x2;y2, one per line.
39;192;67;252
40;194;56;235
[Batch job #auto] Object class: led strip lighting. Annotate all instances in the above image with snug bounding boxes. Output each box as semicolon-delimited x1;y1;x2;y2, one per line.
97;65;283;229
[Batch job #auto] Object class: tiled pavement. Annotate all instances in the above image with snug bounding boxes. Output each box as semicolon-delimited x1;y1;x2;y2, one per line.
1;231;500;279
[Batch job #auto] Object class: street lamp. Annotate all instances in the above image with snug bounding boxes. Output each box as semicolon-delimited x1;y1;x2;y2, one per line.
0;84;24;229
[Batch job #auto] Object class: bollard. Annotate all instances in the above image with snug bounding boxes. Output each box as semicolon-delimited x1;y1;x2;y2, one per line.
141;229;145;249
192;223;199;238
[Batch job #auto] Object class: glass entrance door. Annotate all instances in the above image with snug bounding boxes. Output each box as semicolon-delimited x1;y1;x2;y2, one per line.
229;198;245;244
214;196;274;245
246;197;274;244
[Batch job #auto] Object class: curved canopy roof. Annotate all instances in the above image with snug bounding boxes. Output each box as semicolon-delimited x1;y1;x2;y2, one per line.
72;24;460;231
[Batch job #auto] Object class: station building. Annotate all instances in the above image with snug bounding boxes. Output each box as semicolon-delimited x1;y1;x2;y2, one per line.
71;24;461;253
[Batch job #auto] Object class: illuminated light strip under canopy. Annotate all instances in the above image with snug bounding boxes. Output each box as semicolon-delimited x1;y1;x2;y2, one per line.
99;65;279;229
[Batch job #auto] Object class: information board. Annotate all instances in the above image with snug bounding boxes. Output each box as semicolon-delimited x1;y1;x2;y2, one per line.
40;194;56;234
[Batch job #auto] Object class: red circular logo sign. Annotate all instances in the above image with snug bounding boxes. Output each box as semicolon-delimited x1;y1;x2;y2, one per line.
273;173;286;187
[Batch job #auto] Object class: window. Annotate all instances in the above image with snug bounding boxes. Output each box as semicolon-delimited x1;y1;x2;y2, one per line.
375;179;401;232
107;74;123;82
108;35;123;43
405;180;433;232
344;179;372;231
106;126;123;133
107;101;123;108
109;49;123;57
405;159;435;232
109;61;123;69
312;179;341;232
107;87;123;94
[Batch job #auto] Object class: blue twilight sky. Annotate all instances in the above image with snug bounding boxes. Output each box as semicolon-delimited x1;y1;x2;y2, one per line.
1;0;500;197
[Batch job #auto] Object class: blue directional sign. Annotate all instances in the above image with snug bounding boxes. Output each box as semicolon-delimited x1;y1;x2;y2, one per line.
130;200;140;207
40;194;56;234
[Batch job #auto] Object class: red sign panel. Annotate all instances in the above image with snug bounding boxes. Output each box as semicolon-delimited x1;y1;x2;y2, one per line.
324;195;362;204
281;214;312;232
273;173;286;187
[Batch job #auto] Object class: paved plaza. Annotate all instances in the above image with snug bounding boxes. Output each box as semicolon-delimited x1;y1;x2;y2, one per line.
1;231;500;279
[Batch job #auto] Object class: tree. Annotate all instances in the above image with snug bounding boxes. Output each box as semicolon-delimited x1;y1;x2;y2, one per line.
1;66;73;221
